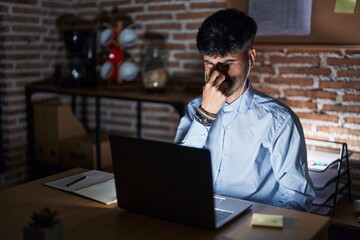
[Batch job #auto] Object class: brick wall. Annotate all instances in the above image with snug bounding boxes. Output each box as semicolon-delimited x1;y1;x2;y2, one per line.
1;0;359;195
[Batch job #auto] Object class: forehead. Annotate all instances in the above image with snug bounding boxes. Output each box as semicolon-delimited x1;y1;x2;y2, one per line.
203;52;246;63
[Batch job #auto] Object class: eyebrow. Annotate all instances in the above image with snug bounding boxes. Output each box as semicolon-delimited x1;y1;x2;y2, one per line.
204;59;237;65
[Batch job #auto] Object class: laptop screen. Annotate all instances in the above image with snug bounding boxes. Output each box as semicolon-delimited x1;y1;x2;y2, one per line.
110;135;217;229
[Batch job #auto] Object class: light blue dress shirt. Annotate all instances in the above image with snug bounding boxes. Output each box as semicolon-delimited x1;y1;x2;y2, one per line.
174;81;315;211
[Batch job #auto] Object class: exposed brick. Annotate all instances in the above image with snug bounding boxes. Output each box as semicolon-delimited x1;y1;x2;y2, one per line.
255;87;280;97
334;138;360;149
184;62;203;69
139;34;169;43
270;56;320;64
173;52;202;60
41;1;71;8
343;94;360;102
297;113;339;122
190;2;226;9
14;44;45;51
345;49;360;55
173;32;196;40
135;0;167;3
3;15;39;23
12;6;47;15
172;71;202;80
15;62;49;70
279;67;331;76
0;5;9;12
304;134;332;142
252;66;275;74
146;23;182;30
176;11;213;20
185;21;202;30
351;152;360;161
254;55;265;64
319;81;360;90
4;53;40;60
2;63;14;70
327;57;360;66
12;25;47;33
148;3;186;11
0;25;10;33
279;99;317;109
322;104;360;113
72;2;97;8
136;13;172;21
264;77;313;86
284;89;336;100
4;71;40;79
166;43;186;51
249;75;260;84
301;123;312;131
337;70;360;78
345;116;360;124
101;119;133;127
318;126;360;136
4;35;40;42
145;115;179;123
3;90;25;97
286;48;342;54
3;0;37;4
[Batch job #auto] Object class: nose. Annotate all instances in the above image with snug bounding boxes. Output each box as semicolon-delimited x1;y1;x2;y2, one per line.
214;63;229;73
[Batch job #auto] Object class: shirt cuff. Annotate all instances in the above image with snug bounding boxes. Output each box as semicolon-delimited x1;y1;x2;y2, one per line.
181;120;209;148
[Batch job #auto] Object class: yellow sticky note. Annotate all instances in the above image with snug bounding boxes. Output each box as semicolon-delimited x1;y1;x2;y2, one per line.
251;213;283;228
334;0;357;14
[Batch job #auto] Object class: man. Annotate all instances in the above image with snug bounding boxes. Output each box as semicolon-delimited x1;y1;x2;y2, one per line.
174;9;315;211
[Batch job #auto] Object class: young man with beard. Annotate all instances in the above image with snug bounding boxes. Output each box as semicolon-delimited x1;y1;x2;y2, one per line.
174;9;315;211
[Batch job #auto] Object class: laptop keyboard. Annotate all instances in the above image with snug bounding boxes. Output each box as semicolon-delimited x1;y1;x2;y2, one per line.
214;209;232;222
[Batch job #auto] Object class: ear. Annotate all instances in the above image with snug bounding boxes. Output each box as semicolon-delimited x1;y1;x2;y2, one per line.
248;48;256;66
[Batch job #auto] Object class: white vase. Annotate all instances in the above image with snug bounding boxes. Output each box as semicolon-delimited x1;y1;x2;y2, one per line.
23;222;63;240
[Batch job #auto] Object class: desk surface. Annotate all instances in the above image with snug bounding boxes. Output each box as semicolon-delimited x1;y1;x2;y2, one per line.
0;168;330;240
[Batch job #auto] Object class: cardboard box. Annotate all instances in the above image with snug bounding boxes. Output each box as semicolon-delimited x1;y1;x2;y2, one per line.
60;133;111;169
33;99;87;165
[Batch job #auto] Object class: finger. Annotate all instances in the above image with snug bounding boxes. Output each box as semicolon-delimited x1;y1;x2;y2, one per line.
206;69;221;84
213;73;226;87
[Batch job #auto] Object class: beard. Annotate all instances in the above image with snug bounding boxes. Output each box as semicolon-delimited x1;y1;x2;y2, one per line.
220;75;247;97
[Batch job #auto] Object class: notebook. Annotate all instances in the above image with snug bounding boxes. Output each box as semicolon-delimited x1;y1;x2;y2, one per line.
45;170;117;204
109;135;252;230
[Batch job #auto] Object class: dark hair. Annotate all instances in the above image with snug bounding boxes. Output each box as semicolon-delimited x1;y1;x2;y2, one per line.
196;8;257;57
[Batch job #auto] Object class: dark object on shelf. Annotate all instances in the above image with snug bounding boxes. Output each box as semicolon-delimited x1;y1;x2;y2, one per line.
59;30;97;87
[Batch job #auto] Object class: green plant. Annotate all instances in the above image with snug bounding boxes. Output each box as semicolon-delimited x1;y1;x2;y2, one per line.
29;207;60;229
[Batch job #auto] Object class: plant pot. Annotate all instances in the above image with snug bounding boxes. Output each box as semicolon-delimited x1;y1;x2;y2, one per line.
23;222;63;240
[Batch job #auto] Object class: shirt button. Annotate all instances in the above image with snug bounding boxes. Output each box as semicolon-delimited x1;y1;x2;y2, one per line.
201;134;206;138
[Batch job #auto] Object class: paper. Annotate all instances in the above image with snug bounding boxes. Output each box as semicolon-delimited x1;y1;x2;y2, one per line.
248;0;313;36
45;170;117;204
307;150;340;171
251;213;283;228
335;0;357;13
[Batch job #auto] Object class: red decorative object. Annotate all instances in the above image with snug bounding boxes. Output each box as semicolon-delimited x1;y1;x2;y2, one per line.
108;47;124;64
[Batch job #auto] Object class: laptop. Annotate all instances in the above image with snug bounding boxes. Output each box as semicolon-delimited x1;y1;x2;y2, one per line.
109;135;252;230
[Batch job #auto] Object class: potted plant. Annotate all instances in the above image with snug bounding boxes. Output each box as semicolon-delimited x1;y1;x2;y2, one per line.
23;207;62;240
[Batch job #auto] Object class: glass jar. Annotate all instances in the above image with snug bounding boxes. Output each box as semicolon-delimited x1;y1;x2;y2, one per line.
142;47;168;90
